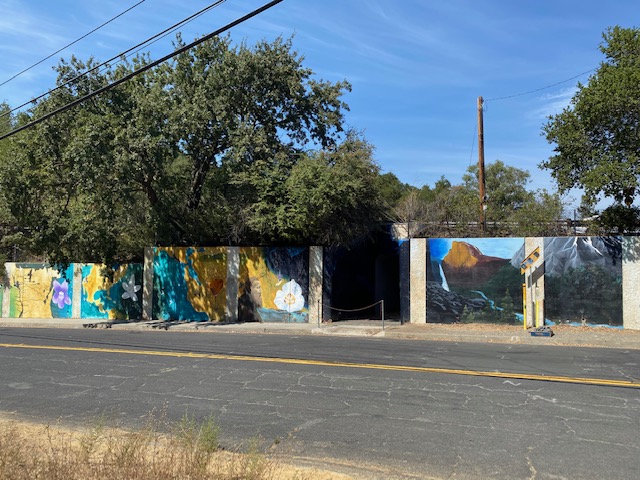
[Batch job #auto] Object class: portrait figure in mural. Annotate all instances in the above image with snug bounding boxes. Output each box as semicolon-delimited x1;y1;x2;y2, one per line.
238;276;264;322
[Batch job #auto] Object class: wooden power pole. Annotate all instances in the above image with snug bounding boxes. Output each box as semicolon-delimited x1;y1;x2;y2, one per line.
477;96;487;231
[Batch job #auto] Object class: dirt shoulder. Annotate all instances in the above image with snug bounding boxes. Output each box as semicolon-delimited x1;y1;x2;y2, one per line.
0;412;358;480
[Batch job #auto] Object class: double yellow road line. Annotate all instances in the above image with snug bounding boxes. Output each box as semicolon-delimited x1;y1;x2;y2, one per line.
1;342;638;389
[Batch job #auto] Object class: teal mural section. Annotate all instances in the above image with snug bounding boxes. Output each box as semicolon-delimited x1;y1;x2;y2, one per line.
427;238;525;324
152;247;227;321
81;264;143;319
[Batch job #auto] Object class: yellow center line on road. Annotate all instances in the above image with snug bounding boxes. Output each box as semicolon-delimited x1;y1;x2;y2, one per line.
1;342;639;389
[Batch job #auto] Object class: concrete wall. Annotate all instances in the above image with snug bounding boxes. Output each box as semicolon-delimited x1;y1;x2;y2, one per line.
623;237;640;330
406;235;636;329
1;262;144;320
1;246;316;323
3;235;640;329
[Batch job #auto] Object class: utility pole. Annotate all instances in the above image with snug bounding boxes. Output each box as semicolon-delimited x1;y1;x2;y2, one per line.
477;96;487;231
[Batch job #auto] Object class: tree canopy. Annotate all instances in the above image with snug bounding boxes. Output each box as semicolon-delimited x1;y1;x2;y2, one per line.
542;26;640;208
0;34;572;268
0;36;385;266
392;161;564;237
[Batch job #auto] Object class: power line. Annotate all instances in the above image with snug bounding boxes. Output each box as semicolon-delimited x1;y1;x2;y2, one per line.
0;0;284;142
468;123;477;168
1;0;227;120
485;68;596;102
0;0;146;88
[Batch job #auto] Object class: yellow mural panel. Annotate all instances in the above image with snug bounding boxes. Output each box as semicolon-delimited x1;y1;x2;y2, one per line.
6;264;73;318
239;247;280;310
82;264;129;319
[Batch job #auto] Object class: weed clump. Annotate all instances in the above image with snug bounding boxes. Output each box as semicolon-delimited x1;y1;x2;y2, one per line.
0;413;281;480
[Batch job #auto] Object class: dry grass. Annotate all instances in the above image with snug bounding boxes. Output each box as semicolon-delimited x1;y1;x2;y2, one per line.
0;412;350;480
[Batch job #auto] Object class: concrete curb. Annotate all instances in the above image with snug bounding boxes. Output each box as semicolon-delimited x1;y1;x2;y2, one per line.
1;318;640;349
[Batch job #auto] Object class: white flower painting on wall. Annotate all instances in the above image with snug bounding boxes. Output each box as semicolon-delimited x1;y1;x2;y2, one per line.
274;279;305;312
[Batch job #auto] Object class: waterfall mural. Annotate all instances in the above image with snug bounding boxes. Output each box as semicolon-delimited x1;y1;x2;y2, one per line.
5;263;74;318
542;237;622;326
81;264;143;319
152;247;227;321
427;238;525;324
238;247;309;323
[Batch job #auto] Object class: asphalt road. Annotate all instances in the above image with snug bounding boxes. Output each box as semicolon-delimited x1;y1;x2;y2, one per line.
1;328;639;479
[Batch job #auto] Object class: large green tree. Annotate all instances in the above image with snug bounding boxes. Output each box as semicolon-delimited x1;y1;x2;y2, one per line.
0;36;382;266
542;26;640;207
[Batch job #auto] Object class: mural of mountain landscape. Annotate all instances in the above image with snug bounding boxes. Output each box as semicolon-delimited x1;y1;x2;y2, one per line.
427;238;525;324
542;237;622;326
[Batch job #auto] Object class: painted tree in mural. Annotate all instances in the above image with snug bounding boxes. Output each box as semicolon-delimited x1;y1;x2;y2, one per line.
0;36;383;265
543;26;640;231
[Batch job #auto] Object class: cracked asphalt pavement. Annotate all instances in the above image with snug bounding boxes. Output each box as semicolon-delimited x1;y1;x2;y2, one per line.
1;328;639;479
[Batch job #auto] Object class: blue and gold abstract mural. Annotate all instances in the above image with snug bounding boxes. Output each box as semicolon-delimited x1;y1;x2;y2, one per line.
152;247;227;321
81;264;143;319
427;238;525;324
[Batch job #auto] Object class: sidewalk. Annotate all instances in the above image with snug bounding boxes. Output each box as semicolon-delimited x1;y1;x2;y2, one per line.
1;317;640;350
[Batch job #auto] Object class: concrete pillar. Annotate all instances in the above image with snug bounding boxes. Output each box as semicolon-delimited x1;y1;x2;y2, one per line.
623;236;640;330
72;263;82;319
142;247;154;321
523;238;545;328
398;240;411;324
226;247;239;322
409;238;427;324
2;266;9;318
308;246;323;325
392;223;411;325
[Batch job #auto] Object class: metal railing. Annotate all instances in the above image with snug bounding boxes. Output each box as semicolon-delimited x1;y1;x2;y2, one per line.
317;299;385;330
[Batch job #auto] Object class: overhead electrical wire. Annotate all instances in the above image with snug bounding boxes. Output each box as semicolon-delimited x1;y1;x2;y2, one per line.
1;0;227;120
0;0;284;141
0;0;147;88
485;68;596;102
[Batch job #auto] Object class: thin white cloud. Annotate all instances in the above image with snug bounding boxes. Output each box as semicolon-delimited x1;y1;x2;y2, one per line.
531;86;578;119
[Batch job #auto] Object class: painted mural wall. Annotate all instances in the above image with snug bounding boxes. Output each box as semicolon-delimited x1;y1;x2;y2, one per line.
542;237;622;326
238;247;309;323
427;238;525;324
424;236;624;327
81;264;143;319
5;263;74;318
153;247;227;321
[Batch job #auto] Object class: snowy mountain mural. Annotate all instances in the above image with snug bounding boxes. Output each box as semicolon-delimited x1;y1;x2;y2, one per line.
541;237;622;326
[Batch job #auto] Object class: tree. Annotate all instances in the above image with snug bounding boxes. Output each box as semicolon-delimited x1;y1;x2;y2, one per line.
276;133;385;244
0;35;373;265
0;102;15;274
464;161;564;235
374;172;415;216
542;26;640;207
464;160;533;222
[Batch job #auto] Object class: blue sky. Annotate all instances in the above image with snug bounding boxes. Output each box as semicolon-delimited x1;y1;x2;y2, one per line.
1;0;638;209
